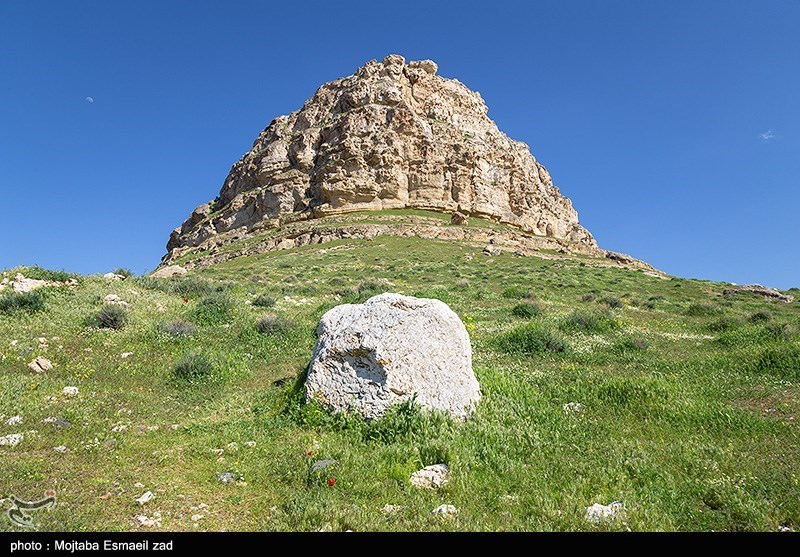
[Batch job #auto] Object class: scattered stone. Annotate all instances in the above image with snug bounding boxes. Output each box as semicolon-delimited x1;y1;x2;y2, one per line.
111;424;128;433
245;441;256;448
0;433;23;446
99;492;112;500
381;504;403;515
104;438;117;450
42;417;57;424
5;415;22;426
53;445;68;453
28;357;53;373
450;211;468;226
410;464;450;490
210;448;224;456
563;402;584;414
62;386;79;396
135;491;154;505
605;251;635;264
309;459;336;474
432;504;458;517
121;352;134;359
585;501;624;524
191;514;204;522
151;265;188;279
134;482;144;489
104;294;129;307
170;424;180;431
500;495;521;505
103;272;126;281
52;418;71;428
11;274;48;293
218;472;237;484
37;337;48;347
483;245;501;256
134;514;159;528
305;293;480;420
226;442;239;451
722;284;794;303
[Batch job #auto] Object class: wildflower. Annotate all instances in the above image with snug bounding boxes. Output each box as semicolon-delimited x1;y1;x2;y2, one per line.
182;297;189;303
306;451;313;457
327;477;335;487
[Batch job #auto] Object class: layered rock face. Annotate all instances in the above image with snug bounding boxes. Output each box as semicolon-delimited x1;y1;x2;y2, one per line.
166;55;596;257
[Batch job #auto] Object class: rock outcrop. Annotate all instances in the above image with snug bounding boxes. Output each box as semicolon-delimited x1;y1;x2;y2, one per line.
305;293;480;420
164;54;596;262
722;284;794;303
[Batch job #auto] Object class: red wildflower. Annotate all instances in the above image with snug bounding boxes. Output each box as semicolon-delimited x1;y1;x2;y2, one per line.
327;477;335;487
306;451;313;457
182;297;189;303
45;490;56;498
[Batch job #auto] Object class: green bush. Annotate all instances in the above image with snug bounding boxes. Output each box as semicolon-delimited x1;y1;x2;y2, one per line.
560;309;620;334
580;293;596;302
189;293;232;325
707;316;743;333
0;291;45;314
492;323;568;355
113;268;133;278
93;304;129;330
614;336;650;352
134;276;228;298
599;295;624;309
21;266;78;282
252;294;277;308
749;311;772;323
511;303;541;319
753;345;800;380
256;313;294;336
172;352;214;381
159;319;195;338
685;303;723;317
501;286;533;299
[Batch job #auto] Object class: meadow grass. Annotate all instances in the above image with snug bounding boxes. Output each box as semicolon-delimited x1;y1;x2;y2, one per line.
0;235;798;532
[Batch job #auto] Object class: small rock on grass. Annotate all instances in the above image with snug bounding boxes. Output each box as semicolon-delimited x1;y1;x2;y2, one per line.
28;357;53;373
432;504;458;517
135;491;154;505
585;501;623;524
410;464;450;489
53;445;68;453
5;415;22;426
0;433;23;446
62;386;79;396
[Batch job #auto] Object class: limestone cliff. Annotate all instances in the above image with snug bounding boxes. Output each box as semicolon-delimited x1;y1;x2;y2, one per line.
165;55;597;260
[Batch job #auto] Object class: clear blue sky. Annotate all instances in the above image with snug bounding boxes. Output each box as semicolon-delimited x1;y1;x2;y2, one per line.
1;1;798;288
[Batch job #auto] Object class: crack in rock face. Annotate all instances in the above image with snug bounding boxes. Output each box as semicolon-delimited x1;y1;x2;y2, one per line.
304;293;480;420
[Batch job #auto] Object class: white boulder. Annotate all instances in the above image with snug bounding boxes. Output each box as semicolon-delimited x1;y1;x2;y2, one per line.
304;293;480;420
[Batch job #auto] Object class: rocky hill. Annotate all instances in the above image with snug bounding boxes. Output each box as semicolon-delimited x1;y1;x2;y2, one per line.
164;55;599;265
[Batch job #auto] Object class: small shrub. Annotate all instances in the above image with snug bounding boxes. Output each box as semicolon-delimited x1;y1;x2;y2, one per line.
134;276;228;298
22;266;78;282
614;336;650;352
113;268;132;278
172;352;214;381
159;319;195;338
511;303;541;319
0;291;45;314
493;323;568;355
642;300;657;310
256;313;294;336
749;311;772;323
501;286;533;299
764;322;795;340
707;316;743;333
685;303;723;317
754;345;800;380
252;294;276;308
189;293;232;325
580;294;596;302
455;279;470;290
599;296;624;309
93;304;129;330
560;309;620;334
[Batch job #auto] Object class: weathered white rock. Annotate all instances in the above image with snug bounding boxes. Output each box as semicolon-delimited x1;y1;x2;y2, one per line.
0;433;23;446
410;464;450;489
12;274;48;293
28;357;53;373
305;293;480;419
62;386;79;396
563;402;584;414
151;265;188;278
585;501;623;524
136;491;154;505
432;504;458;517
53;445;68;453
103;294;129;307
103;272;126;281
5;416;22;426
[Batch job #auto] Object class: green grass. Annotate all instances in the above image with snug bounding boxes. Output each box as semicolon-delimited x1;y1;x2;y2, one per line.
1;239;799;532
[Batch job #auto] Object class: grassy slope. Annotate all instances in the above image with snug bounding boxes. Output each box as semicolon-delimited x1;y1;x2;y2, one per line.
1;235;799;532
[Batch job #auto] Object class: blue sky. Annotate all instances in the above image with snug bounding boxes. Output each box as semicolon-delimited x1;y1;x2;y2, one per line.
1;1;798;288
